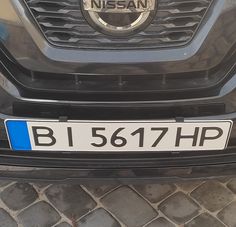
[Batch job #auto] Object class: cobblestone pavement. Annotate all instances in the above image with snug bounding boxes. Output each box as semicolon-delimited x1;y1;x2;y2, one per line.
0;179;236;226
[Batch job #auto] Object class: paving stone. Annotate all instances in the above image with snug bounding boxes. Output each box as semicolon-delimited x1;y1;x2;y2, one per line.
176;181;202;192
185;213;225;227
159;192;200;225
55;222;71;227
77;208;121;227
18;201;60;227
0;209;17;227
0;181;11;188
134;183;176;203
227;178;236;193
84;184;119;197
145;217;175;227
0;179;234;226
218;201;236;227
101;186;157;227
1;183;38;211
191;181;234;212
218;177;231;184
45;184;96;220
33;183;50;190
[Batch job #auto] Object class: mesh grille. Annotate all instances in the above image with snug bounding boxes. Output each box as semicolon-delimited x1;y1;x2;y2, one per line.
24;0;213;49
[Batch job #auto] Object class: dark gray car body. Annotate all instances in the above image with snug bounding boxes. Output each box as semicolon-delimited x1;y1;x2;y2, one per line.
0;0;235;182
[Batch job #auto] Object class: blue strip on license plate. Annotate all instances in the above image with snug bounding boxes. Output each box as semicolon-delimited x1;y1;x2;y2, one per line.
6;120;32;151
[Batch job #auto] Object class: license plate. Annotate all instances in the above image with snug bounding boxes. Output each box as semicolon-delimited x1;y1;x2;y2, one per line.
5;120;233;152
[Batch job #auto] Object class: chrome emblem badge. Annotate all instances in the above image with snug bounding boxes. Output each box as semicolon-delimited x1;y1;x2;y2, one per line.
82;0;157;36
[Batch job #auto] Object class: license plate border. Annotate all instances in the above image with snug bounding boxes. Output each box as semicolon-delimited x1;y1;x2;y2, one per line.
4;119;233;152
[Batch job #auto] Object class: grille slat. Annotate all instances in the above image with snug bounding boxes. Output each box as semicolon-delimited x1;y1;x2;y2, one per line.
24;0;213;49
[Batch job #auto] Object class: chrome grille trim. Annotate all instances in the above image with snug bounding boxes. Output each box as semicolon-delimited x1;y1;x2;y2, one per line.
24;0;213;49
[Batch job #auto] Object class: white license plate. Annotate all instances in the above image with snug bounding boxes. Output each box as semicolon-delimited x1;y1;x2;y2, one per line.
5;120;233;152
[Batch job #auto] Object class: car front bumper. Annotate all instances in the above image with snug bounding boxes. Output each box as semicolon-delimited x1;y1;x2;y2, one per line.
1;146;236;183
0;66;234;182
0;109;235;183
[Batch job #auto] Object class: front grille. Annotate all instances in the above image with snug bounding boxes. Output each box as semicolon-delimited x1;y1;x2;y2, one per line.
24;0;213;49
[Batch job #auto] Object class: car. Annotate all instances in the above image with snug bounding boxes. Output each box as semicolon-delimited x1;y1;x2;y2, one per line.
0;0;235;183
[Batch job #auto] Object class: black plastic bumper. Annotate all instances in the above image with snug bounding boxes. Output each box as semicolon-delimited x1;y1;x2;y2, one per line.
1;148;236;183
0;74;235;182
0;113;235;183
